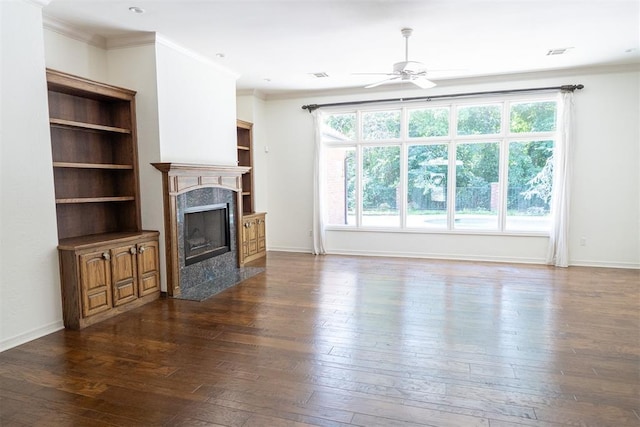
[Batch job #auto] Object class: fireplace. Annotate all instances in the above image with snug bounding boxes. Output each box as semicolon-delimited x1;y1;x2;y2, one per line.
184;203;230;266
152;163;250;296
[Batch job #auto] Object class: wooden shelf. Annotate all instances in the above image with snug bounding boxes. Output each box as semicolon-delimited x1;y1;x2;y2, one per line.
237;119;254;215
53;162;134;170
56;196;135;204
57;230;158;251
47;68;142;241
50;118;131;134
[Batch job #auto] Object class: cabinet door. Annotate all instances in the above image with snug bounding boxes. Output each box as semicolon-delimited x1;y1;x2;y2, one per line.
137;239;160;296
79;251;112;317
111;245;138;306
242;219;252;259
248;219;258;255
257;216;266;253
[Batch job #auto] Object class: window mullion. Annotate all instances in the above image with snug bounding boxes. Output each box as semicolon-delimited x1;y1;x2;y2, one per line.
498;103;510;231
447;106;457;230
498;138;509;231
400;107;408;229
356;111;363;227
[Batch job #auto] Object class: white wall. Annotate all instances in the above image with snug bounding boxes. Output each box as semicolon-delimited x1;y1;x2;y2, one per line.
263;67;640;268
156;37;238;166
568;70;639;267
0;0;64;351
43;28;107;82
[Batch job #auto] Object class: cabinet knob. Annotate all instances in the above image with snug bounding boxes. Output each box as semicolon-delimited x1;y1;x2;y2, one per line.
244;222;251;228
102;251;111;260
138;246;146;253
130;247;137;255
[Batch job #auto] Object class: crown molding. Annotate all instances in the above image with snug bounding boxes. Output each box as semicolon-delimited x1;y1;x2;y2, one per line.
106;32;157;49
155;34;239;80
236;89;267;100
24;0;52;8
42;15;106;48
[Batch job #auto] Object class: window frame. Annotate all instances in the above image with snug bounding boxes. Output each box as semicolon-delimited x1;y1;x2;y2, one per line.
321;93;558;236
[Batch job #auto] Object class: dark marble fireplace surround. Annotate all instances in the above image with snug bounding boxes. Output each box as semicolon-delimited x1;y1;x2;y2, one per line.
177;187;238;295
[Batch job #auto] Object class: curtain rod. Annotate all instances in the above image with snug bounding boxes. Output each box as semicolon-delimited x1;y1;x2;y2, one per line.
301;84;584;113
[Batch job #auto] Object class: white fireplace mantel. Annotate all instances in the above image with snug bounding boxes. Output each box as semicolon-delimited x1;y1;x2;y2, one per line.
152;162;251;296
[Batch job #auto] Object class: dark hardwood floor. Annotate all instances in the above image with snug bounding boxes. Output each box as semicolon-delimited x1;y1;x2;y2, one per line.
1;252;639;426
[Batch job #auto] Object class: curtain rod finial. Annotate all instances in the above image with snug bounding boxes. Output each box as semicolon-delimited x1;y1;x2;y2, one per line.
560;84;584;92
302;104;319;113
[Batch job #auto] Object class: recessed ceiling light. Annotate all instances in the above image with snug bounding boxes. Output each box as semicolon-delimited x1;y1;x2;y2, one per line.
215;53;225;58
311;72;329;78
128;6;145;14
625;48;638;53
263;78;272;82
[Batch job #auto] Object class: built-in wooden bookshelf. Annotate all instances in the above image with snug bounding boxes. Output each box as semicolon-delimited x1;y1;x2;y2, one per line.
236;119;266;263
47;69;160;329
47;69;142;240
237;119;254;215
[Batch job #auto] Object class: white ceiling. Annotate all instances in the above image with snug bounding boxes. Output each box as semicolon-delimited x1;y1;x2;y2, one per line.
42;0;640;95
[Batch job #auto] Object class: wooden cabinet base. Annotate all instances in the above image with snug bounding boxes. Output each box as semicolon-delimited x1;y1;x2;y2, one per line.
65;291;160;330
58;231;161;330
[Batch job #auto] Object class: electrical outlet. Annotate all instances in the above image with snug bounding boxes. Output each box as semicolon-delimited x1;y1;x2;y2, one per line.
308;229;313;237
580;237;587;246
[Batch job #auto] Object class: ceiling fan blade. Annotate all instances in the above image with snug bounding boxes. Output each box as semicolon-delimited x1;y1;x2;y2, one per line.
411;77;437;89
353;72;397;76
365;76;401;88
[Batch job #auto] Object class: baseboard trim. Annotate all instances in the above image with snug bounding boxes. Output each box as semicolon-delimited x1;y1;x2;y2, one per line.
267;246;312;254
268;246;545;265
325;249;546;265
0;321;64;352
268;247;640;269
569;260;640;269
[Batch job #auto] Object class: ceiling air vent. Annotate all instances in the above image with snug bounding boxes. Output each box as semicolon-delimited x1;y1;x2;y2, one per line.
546;47;572;56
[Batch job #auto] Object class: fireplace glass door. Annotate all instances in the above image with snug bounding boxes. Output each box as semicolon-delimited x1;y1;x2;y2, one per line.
184;203;230;266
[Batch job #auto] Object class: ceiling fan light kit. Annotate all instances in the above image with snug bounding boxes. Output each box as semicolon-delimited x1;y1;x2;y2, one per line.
362;27;437;90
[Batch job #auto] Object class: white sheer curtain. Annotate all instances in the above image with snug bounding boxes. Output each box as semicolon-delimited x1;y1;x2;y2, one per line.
546;91;575;267
312;110;326;254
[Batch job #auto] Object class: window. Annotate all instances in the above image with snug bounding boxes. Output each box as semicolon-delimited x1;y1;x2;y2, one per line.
321;96;557;234
407;144;448;229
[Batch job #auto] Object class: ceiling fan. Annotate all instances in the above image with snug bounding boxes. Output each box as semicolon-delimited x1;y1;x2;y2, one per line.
359;28;436;89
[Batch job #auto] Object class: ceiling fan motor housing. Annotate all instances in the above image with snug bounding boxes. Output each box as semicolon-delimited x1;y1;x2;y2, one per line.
393;61;426;74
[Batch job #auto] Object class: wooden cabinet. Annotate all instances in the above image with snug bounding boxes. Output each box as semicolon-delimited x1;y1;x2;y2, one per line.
47;69;160;328
59;232;161;330
241;213;266;264
237;119;267;265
